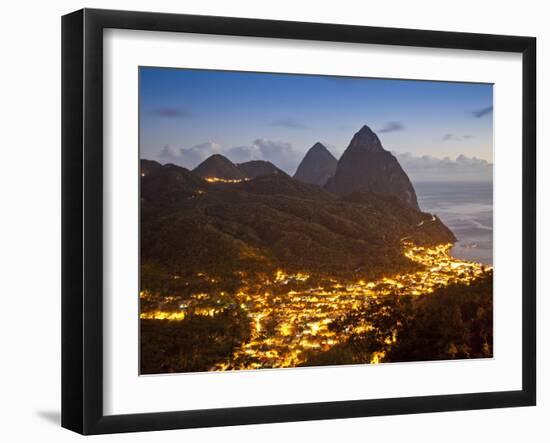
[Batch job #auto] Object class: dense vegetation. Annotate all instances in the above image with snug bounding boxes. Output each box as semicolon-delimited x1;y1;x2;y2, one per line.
140;306;251;374
301;272;493;367
237;160;283;178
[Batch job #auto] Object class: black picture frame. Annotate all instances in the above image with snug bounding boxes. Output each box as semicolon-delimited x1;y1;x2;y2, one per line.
62;8;536;435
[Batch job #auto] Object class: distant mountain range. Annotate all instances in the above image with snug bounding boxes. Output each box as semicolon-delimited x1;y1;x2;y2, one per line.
140;125;455;290
142;126;419;197
165;124;418;209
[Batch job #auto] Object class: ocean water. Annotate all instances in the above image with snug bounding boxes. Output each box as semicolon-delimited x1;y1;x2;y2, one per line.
415;181;493;265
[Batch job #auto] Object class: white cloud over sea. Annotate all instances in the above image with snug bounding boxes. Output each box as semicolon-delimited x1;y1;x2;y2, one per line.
394;152;492;182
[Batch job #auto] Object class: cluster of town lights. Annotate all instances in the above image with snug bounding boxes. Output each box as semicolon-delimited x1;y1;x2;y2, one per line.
204;177;249;183
141;241;491;370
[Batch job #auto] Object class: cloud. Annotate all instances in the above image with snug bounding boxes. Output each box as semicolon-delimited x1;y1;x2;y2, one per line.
158;145;181;159
471;105;493;118
151;107;193;118
225;145;263;163
157;139;301;173
271;118;307;129
247;138;300;172
378;121;405;133
395;152;492;182
443;133;474;142
159;141;222;169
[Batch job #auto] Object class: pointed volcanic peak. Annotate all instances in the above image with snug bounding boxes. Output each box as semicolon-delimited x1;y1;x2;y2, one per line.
237;160;285;179
293;142;338;186
347;124;385;153
193;154;248;181
325;125;420;210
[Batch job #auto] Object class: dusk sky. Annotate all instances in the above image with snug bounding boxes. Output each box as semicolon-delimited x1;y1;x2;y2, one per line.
139;67;493;182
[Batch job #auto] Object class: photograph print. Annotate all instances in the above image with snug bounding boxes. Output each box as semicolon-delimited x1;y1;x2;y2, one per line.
139;67;494;374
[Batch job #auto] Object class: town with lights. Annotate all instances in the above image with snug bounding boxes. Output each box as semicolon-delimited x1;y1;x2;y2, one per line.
141;239;492;371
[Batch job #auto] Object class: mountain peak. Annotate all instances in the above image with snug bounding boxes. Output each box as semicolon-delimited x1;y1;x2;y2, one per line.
210;153;228;160
193;154;247;180
348;125;385;153
359;124;373;132
294;142;337;186
310;141;329;152
325;126;419;209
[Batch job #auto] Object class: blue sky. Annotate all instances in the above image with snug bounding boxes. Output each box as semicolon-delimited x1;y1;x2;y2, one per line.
139;67;493;181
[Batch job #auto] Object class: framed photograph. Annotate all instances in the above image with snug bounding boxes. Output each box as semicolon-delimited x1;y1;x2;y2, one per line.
62;8;536;435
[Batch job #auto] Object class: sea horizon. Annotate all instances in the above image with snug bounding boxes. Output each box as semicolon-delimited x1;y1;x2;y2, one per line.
414;180;493;265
